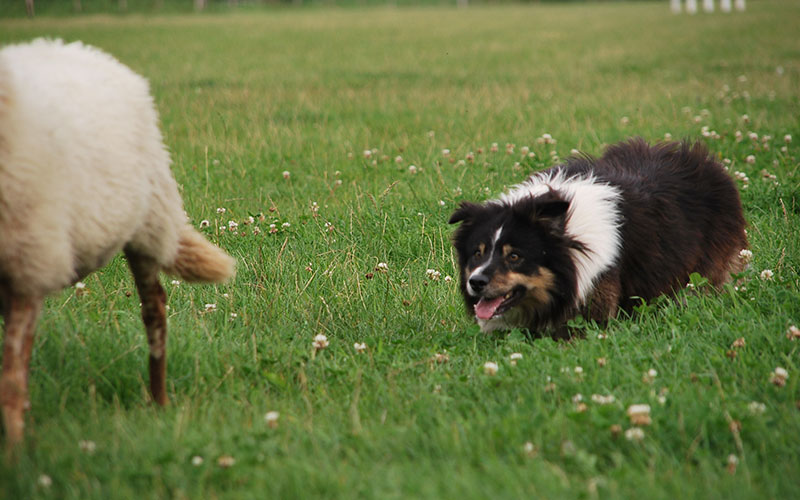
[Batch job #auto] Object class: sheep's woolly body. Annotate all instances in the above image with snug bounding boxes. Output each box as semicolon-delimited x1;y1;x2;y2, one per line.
0;39;232;296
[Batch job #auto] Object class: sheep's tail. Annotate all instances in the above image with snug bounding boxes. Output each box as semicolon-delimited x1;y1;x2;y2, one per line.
164;227;235;283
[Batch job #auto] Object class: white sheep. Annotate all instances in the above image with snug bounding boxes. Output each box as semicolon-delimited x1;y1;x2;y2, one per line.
0;39;235;449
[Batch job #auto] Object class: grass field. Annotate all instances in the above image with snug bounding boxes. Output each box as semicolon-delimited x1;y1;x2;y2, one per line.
1;1;799;498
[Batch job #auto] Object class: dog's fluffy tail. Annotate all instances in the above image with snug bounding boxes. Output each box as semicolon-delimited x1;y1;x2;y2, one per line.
164;226;235;283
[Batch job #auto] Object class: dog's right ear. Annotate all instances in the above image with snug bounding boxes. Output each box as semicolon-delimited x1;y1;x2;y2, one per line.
449;202;482;224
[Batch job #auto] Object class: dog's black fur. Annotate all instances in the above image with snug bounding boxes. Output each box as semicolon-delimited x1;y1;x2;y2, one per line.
450;138;748;336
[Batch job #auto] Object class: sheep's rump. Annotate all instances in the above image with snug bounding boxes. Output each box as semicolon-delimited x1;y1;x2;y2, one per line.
0;39;188;296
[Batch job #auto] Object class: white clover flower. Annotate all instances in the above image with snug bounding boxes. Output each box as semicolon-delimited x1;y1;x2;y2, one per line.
426;269;441;280
627;404;652;426
591;394;616;405
620;116;630;125
353;342;367;353
171;280;181;286
376;262;388;272
786;325;800;340
191;456;204;466
229;312;237;319
693;115;702;124
784;134;792;144
204;303;217;312
444;275;453;283
572;393;584;404
264;411;280;428
442;149;451;156
75;282;86;290
520;146;530;155
282;171;290;179
313;334;329;350
760;269;774;280
216;207;226;214
490;142;499;152
78;440;97;454
748;131;758;141
433;352;449;364
748;401;766;414
739;249;753;262
770;367;788;386
438;200;446;207
408;165;418;174
664;132;673;140
483;361;499;376
247;216;255;225
735;130;743;142
625;427;645;441
395;155;403;163
523;441;536;456
465;152;474;162
37;474;53;488
745;155;756;165
510;352;523;366
573;366;583;375
199;219;210;228
217;455;236;468
282;222;291;228
597;333;607;340
228;220;239;230
363;150;372;159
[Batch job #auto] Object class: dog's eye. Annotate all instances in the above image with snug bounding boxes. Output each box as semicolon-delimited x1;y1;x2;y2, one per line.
508;252;521;262
473;250;482;258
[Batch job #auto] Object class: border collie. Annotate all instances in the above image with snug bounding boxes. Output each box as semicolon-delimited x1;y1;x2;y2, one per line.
449;138;747;336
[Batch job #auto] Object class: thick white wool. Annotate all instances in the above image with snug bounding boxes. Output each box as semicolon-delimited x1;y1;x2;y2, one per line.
494;170;623;307
0;39;186;296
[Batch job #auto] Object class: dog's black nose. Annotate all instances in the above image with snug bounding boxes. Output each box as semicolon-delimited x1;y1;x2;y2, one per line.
469;274;489;293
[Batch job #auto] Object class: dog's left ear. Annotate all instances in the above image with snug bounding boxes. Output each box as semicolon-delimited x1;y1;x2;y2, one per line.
535;199;570;233
449;202;482;224
514;193;570;231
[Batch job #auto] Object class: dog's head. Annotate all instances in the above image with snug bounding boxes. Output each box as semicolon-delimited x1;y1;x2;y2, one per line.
449;193;576;331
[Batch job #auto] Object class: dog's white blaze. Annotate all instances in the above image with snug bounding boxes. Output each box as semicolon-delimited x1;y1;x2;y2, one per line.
494;171;623;306
467;226;504;296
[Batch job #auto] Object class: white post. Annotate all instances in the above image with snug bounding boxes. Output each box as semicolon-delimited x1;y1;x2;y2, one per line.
734;0;745;11
720;0;731;12
703;0;714;12
670;0;681;14
686;0;698;14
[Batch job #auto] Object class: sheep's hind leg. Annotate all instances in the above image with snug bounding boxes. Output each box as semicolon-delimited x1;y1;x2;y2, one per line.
125;250;169;406
1;292;42;453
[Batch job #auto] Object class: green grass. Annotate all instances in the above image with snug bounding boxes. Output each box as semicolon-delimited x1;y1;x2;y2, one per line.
1;1;799;498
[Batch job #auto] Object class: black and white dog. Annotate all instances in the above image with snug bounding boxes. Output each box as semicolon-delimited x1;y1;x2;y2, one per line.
449;138;748;336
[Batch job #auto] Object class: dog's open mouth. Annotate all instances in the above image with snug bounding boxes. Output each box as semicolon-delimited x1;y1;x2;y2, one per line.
474;286;525;320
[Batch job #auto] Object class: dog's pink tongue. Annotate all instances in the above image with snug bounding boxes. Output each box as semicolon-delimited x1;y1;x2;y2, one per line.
474;296;505;320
